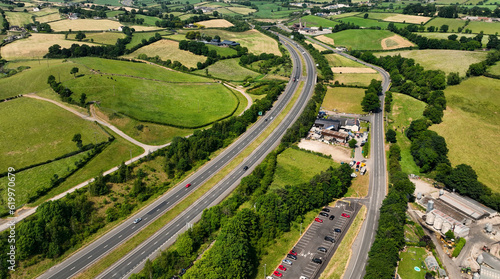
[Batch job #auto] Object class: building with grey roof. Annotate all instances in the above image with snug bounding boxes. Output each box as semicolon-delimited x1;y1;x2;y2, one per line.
481;252;500;270
425;255;439;271
480;265;500;279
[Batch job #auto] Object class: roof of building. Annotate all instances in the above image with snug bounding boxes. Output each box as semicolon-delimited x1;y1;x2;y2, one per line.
482;252;500;270
314;118;340;126
481;265;500;279
425;255;439;270
439;192;493;220
321;130;348;139
438;268;447;277
221;40;240;46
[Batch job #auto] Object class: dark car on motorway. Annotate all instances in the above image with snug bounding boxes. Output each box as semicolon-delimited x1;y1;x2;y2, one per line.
321;208;330;212
329;215;335;220
319;212;329;217
243;166;249;171
318;247;327;253
324;236;335;243
287;254;297;260
312;258;323;264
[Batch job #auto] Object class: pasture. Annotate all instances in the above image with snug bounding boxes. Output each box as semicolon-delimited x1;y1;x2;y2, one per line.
49;19;122;31
336;16;408;29
424;17;466;32
333;73;382;87
1;33;100;60
329;12;361;19
251;1;299;18
126;30;171;49
225;6;256;15
322;87;365;114
124;39;206;68
62;75;239;128
194;58;260;81
364;12;431;24
415;32;489;47
196;19;234;28
487;62;500;75
5;11;32;26
35;13;62;23
68;32;126;45
0;97;109;171
389;93;426;175
429;77;500;192
325;53;367;67
291;15;339;28
206;44;237;56
194;29;281;55
374;49;487;76
325;29;409;50
466;21;500;35
134;14;160;26
270;147;339;190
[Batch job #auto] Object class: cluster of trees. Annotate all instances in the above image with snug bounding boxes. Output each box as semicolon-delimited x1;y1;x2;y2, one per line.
117;13;145;25
155;14;211;28
364;143;415;279
361;79;382;112
403;3;500;17
403;3;436;16
468;49;500;77
179;40;218;58
25;21;52;32
331;21;361;33
59;5;110;19
1;9;9;32
240;52;288;74
47;74;75;103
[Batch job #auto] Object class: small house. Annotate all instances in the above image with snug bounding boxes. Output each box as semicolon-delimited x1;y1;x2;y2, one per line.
33;7;40;12
220;40;240;47
425;255;439;271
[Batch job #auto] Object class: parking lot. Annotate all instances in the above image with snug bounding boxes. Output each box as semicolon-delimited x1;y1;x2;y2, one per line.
268;201;360;279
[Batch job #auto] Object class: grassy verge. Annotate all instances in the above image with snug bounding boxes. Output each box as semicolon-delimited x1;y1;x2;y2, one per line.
73;81;305;279
319;205;367;279
345;171;369;198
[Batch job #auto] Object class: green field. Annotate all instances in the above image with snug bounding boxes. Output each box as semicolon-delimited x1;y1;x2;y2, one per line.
429;77;500;192
325;53;367;67
290;15;339;28
126;31;171;49
106;10;125;17
336;16;408;29
63;75;238;128
251;1;299;18
389;93;426;175
333;73;382;86
424;17;466;32
92;0;121;5
329;12;361;19
487;62;500;75
415;32;489;47
206;44;237;57
398;247;429;279
374;49;488;76
5;11;32;26
194;58;260;81
466;21;500;34
270;147;339;190
325;29;398;50
134;14;161;26
0;97;109;171
68;32;126;45
322;87;365;114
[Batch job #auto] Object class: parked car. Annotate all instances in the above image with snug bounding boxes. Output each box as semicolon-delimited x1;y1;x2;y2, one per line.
133;218;142;224
273;271;283;277
312;258;323;264
321;208;330;212
287;254;297;260
341;213;350;218
324;236;335;243
318;247;327;253
289;250;297;256
278;265;287;271
319;212;329;217
315;218;323;223
299;277;309;279
185;183;191;188
282;259;293;265
334;228;342;233
329;215;335;220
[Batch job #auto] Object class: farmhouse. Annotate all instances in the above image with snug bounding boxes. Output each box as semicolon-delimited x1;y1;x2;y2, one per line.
220;40;240;47
313;119;341;131
68;13;79;20
33;7;40;12
9;26;25;32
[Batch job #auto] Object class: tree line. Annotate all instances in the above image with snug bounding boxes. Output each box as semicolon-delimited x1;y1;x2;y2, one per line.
404;3;500;17
58;5;110;19
361;79;383;112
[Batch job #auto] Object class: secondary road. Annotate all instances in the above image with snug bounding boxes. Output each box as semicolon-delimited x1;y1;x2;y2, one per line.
307;37;390;279
39;35;317;279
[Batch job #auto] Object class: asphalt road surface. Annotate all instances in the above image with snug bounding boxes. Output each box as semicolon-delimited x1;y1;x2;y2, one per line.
307;37;390;279
267;201;360;279
39;35;317;279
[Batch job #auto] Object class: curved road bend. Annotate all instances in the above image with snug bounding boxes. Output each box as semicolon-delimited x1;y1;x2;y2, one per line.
38;35;317;279
307;37;390;279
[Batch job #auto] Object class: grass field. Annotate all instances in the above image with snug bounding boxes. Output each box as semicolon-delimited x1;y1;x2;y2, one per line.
206;44;237;56
0;97;109;171
49;19;123;31
487;62;500;75
124;39;206;68
251;1;300;18
333;73;382;87
35;13;62;23
466;21;500;34
193;58;260;81
270;147;339;190
429;77;500;192
325;29;404;50
424;17;466;32
363;12;431;24
225;6;256;15
192;29;281;55
5;11;32;26
329;12;361;19
68;32;126;45
63;75;238;128
398;247;429;279
415;32;489;47
374;49;487;76
322;87;365;114
1;33;100;60
126;30;171;49
290;15;339;28
134;14;161;26
325;53;368;67
337;16;408;29
389;93;427;175
196;19;234;28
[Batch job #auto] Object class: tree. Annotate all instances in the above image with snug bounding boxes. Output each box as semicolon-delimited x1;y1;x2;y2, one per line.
70;67;79;78
440;24;449;33
361;93;380;112
386;129;397;143
88;173;109;196
364;13;369;19
348;138;357;148
447;72;460;85
72;133;83;149
445;230;455;240
423;105;444;124
80;93;87;106
467;62;487;76
75;31;86;41
448;34;458;41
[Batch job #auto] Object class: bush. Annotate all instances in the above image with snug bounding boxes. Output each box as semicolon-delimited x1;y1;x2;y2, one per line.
452;238;466;257
386;129;397;143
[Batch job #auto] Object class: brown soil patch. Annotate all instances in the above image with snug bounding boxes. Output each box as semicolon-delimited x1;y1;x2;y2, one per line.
297;139;351;163
381;34;415;50
315;35;334;45
331;67;377;74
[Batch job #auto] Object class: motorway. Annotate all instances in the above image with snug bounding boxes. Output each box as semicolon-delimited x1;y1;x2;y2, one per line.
39;35;317;279
307;37;390;279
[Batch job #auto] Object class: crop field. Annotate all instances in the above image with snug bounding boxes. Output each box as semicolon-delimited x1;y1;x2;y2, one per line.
466;21;500;34
270;147;339;189
430;77;500;192
72;57;210;82
49;19;123;31
35;13;62;23
424;17;466;32
374;49;487;76
487;62;500;75
336;16;408;29
415;32;489;46
389;93;426;175
290;15;339;28
325;29;407;50
363;12;431;24
194;29;281;55
1;33;100;60
68;31;126;45
0;97;109;171
333;73;382;87
193;58;260;81
325;54;367;67
63;75;239;128
196;19;234;28
382;35;415;50
225;6;256;15
322;87;365;114
124;39;207;68
315;35;335;45
5;11;32;26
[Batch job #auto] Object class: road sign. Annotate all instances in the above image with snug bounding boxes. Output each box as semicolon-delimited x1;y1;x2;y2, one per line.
258;111;263;116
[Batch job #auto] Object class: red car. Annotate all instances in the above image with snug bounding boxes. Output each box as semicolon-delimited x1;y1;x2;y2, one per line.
341;213;350;218
273;271;283;277
185;183;191;188
278;265;287;271
315;218;323;223
289;250;297;256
